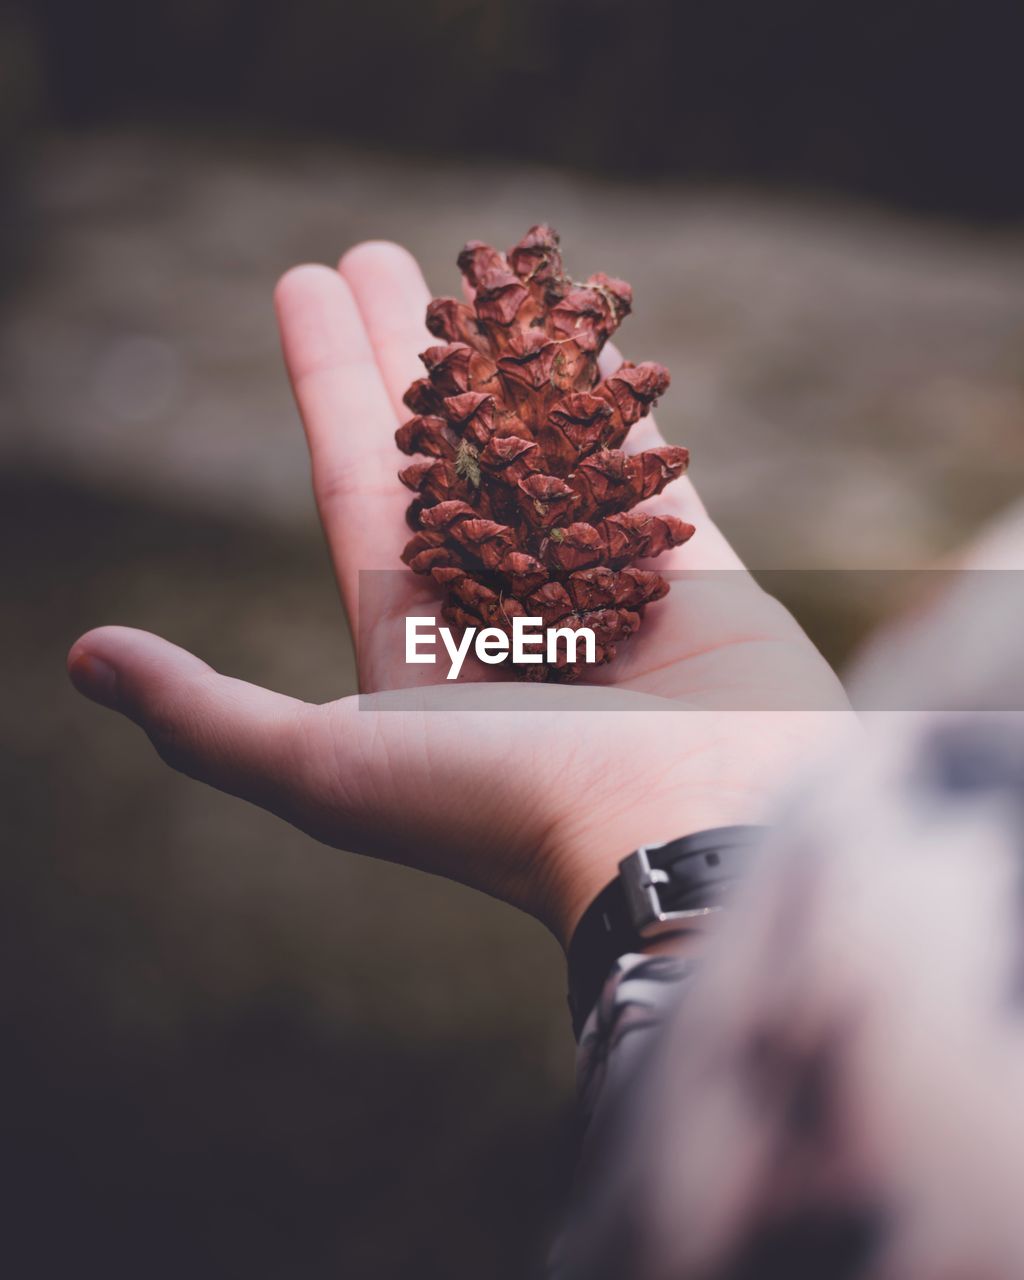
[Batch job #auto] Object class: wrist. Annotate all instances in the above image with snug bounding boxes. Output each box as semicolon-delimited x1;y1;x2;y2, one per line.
535;795;768;951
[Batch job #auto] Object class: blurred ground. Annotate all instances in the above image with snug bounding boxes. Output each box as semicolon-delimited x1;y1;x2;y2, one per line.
2;473;569;1279
6;132;1024;565
2;130;1024;1278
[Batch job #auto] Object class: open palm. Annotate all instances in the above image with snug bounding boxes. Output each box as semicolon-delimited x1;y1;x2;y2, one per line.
69;242;851;944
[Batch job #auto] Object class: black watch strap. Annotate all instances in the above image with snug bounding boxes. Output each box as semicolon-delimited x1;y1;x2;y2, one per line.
566;825;767;1038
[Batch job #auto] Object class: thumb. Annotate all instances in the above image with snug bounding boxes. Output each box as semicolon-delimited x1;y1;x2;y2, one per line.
67;625;333;828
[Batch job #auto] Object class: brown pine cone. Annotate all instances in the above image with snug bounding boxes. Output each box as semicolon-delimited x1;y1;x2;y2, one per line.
396;225;693;681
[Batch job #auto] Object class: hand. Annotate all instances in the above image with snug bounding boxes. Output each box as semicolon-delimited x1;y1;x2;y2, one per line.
67;243;853;947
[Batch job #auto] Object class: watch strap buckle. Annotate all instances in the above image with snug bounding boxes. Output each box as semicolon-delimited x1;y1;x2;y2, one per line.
619;846;720;937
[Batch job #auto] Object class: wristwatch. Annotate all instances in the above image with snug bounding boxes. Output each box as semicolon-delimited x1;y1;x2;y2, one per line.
566;825;766;1038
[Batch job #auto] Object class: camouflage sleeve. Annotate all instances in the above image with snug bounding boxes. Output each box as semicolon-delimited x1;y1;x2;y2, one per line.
550;713;1024;1280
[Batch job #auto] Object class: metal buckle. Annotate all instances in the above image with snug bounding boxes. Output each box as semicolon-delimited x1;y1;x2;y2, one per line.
619;846;720;938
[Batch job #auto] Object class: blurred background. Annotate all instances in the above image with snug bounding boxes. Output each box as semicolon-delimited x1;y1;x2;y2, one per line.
2;2;1023;1276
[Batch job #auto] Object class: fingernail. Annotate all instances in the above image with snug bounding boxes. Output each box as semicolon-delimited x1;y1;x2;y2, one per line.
69;652;120;708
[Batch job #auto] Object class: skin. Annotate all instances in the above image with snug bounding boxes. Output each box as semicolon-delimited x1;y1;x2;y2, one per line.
67;242;855;948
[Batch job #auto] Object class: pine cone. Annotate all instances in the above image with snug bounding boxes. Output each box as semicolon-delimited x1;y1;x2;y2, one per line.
396;225;694;681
